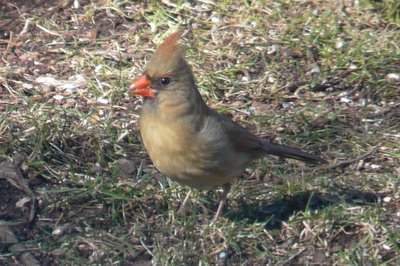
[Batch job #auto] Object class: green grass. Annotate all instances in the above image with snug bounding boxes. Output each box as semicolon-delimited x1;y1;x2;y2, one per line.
0;0;399;265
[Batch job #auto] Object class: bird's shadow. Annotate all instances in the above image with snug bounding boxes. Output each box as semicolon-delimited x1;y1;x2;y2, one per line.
223;186;381;230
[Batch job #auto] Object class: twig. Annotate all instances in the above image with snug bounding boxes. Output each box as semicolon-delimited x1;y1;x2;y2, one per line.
1;31;13;65
279;247;307;266
318;146;379;171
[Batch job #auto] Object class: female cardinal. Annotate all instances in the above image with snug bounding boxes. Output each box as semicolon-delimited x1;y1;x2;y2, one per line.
130;31;327;221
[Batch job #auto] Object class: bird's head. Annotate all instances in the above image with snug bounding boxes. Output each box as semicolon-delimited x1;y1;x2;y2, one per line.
130;31;196;100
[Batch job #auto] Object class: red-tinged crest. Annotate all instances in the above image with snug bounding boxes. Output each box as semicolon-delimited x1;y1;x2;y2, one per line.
154;30;183;57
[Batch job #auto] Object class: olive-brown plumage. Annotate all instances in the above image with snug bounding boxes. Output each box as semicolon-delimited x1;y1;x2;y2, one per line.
130;31;327;220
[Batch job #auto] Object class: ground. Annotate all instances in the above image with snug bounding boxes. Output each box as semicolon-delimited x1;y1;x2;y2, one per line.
0;0;399;265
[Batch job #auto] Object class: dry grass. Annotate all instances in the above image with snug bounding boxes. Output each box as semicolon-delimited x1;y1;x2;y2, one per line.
0;0;399;265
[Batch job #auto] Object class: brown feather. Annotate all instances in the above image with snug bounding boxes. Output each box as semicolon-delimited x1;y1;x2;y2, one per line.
145;30;185;76
142;30;208;112
154;30;183;58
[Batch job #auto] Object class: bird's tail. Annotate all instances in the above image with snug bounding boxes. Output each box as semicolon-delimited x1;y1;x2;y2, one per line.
263;142;327;164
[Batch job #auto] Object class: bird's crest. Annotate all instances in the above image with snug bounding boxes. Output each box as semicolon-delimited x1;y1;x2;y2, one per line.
151;30;184;65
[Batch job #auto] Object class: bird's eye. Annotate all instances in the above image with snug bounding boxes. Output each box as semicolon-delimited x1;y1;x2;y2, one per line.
160;77;171;85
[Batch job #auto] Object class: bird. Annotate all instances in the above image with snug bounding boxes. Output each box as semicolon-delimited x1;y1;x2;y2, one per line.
129;30;327;221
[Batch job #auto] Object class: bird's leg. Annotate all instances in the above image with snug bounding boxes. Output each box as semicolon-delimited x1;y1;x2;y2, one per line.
213;183;231;221
177;189;192;215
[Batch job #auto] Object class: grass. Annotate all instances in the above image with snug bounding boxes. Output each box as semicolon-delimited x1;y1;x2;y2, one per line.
0;0;399;265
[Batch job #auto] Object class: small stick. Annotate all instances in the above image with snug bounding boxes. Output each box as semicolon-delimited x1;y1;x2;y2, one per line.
318;146;379;171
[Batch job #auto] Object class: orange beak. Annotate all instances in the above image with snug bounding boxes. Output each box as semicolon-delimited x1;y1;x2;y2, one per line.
129;75;156;98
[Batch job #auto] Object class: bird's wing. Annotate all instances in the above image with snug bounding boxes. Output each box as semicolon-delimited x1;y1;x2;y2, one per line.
213;112;266;157
214;112;327;164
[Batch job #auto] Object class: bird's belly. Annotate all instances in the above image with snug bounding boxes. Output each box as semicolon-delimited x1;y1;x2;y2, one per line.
152;152;234;189
140;121;246;189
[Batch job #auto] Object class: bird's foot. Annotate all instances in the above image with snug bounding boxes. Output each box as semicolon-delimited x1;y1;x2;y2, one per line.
210;183;231;225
